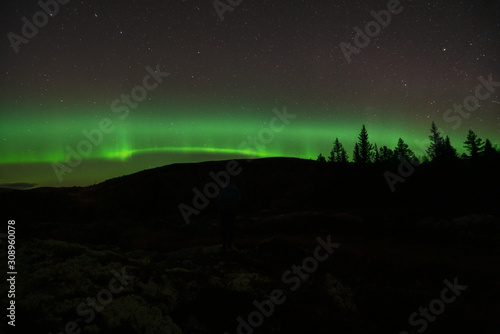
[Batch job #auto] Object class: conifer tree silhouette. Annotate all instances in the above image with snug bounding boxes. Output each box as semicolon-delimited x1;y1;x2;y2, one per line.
463;129;484;159
315;122;500;166
329;138;349;163
482;139;498;161
379;145;395;162
317;153;326;163
394;138;416;161
426;121;445;161
442;135;458;161
353;142;361;163
374;143;380;163
356;125;373;163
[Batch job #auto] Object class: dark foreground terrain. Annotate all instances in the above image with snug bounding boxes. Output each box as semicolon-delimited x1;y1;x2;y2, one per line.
1;157;499;333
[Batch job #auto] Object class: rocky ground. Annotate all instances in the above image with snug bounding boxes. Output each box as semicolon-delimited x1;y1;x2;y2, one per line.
3;210;500;334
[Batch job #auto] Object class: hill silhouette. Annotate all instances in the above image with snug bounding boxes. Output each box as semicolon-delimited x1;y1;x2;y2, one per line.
1;157;499;333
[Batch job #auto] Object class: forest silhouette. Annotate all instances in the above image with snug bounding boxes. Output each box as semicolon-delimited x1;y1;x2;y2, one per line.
317;122;500;165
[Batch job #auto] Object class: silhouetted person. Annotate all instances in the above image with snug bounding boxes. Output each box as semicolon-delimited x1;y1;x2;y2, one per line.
217;182;241;250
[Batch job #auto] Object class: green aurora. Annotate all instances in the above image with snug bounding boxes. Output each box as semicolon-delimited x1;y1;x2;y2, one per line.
1;101;498;188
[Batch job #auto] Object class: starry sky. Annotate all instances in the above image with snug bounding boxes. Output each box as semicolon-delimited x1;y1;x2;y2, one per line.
1;0;499;188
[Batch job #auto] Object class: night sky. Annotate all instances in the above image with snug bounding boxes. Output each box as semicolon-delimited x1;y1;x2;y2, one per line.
1;0;499;187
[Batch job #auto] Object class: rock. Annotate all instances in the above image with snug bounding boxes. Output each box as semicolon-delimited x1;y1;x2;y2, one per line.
227;272;271;293
101;295;182;334
323;274;357;312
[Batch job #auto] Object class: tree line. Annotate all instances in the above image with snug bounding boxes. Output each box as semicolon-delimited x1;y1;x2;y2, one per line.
317;122;500;164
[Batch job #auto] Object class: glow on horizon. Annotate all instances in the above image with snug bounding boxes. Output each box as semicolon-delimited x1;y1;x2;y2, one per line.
103;146;280;160
1;102;499;187
1;112;498;165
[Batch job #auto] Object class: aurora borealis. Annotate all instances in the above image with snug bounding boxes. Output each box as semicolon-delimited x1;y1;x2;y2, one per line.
1;0;499;187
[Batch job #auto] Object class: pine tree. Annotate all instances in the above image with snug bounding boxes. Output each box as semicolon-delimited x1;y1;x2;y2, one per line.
426;121;444;161
394;138;416;161
317;153;326;163
373;143;380;163
328;138;348;163
353;142;361;163
482;139;498;160
379;146;395;162
356;125;373;163
463;130;484;159
327;146;335;163
442;136;458;161
339;146;349;163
